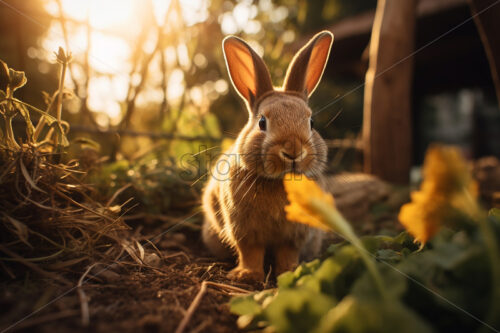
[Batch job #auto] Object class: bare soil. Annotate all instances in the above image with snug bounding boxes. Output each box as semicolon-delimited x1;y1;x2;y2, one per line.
0;224;264;333
0;173;409;333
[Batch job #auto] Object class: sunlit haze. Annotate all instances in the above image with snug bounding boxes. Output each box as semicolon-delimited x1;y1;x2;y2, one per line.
40;0;214;126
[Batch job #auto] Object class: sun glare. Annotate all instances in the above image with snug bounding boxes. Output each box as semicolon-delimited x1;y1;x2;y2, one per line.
39;0;253;125
88;0;135;30
40;0;210;124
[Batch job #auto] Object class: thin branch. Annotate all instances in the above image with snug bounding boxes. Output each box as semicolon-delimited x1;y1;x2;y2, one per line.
204;281;251;295
120;43;160;130
119;0;157;130
0;245;72;286
69;124;220;141
80;6;99;128
158;28;169;126
77;263;98;326
55;0;80;96
12;310;79;330
174;281;208;333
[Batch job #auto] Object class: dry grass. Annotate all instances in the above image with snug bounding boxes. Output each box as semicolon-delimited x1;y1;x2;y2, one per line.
0;145;130;276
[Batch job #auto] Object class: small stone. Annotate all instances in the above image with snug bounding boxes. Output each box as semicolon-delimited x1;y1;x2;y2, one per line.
99;270;120;283
144;253;161;268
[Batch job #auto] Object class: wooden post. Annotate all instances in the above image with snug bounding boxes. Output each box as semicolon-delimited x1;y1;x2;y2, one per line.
469;0;500;105
363;0;417;184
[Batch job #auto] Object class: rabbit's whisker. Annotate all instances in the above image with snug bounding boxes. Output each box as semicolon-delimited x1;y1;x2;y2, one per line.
237;176;258;206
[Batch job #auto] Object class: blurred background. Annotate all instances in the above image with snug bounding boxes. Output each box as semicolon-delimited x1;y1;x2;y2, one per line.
0;0;499;181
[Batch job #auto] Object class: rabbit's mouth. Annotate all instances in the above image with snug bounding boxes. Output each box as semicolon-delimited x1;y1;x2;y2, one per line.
260;147;316;179
261;159;314;179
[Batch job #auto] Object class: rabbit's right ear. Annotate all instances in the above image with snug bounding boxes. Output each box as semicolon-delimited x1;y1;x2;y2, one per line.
223;36;273;109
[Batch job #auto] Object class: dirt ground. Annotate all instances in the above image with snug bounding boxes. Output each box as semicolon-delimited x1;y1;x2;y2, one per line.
0;220;266;333
0;182;407;333
0;168;424;333
1;158;498;333
0;213;404;333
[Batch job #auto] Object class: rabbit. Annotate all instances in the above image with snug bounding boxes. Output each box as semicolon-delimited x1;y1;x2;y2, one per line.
202;31;334;282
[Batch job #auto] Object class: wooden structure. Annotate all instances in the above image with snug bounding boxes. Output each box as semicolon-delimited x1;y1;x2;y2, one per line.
297;0;500;183
363;0;417;183
470;0;500;104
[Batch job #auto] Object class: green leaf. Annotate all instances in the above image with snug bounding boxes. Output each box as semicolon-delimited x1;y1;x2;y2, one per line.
393;231;419;249
489;208;500;217
230;290;275;330
361;235;399;253
72;137;100;151
276;271;296;289
264;289;336;333
429;242;483;270
351;265;407;300
375;249;402;263
277;259;321;288
230;294;264;316
313;245;365;298
489;208;500;224
299;257;343;295
314;296;433;333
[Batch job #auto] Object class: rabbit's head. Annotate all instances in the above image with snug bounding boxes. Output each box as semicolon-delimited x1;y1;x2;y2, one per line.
223;31;333;179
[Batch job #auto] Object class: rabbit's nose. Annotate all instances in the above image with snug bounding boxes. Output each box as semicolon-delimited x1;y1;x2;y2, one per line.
279;149;307;161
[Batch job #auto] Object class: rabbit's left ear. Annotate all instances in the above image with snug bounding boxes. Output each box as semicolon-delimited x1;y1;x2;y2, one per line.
283;31;334;98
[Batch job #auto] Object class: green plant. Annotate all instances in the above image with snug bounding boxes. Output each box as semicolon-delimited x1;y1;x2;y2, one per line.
91;152;203;216
231;146;500;333
232;221;500;332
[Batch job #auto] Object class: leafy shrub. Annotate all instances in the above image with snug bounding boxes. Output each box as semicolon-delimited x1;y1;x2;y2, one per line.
231;147;500;333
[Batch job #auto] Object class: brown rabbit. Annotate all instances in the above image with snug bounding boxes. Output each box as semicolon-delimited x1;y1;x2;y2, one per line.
202;31;334;282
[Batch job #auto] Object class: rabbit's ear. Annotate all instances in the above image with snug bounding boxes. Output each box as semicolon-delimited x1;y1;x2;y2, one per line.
223;36;273;108
284;31;333;98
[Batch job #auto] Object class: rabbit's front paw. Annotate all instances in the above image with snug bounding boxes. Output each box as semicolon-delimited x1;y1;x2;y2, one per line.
274;245;299;276
228;266;264;282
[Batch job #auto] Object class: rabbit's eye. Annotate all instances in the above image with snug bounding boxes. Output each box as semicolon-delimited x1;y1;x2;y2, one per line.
310;118;314;129
259;116;266;131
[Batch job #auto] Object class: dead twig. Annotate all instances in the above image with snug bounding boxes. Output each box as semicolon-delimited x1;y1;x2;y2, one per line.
163;251;191;262
69;125;220;142
264;266;273;289
0;245;71;286
105;183;132;207
204;281;251;295
174;281;208;333
13;309;79;330
77;263;98;326
191;318;212;333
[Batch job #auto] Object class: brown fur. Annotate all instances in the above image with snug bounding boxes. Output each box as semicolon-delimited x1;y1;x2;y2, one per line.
202;31;334;282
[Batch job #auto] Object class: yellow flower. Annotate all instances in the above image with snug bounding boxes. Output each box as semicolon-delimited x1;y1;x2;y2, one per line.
399;145;478;244
284;174;389;299
421;145;473;195
399;191;451;244
284;174;335;231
